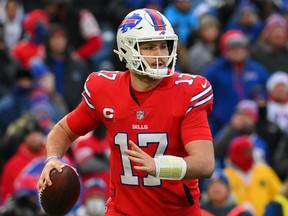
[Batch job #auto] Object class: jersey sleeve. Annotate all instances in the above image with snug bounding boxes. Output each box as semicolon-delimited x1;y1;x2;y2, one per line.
67;73;102;136
181;75;214;144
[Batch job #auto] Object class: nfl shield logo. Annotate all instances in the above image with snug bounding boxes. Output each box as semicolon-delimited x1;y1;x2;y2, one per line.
136;110;144;120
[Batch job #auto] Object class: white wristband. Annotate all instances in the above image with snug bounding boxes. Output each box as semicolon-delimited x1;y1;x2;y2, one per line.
154;155;187;180
45;156;61;163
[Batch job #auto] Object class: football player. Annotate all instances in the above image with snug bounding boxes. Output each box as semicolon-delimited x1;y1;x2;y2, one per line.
37;8;215;216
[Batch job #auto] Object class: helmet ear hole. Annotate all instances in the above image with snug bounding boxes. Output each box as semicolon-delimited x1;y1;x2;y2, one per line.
122;58;127;65
120;48;128;65
120;48;127;54
167;40;174;54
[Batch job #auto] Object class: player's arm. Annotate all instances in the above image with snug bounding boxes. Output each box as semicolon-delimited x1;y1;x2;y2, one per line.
125;139;214;180
37;116;79;191
183;139;214;179
46;117;79;159
181;75;214;179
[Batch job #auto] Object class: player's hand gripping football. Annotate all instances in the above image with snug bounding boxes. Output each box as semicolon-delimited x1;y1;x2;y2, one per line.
37;158;77;192
124;140;157;177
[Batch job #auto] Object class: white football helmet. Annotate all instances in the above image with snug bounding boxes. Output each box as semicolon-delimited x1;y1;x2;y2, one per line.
114;8;178;79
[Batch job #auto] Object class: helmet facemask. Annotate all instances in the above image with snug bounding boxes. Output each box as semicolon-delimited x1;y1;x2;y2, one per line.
129;39;177;79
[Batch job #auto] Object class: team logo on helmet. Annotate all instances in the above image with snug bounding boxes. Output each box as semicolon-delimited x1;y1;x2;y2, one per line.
119;13;142;33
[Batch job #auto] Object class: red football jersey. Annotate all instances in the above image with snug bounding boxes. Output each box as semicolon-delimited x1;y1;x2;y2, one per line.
67;71;213;216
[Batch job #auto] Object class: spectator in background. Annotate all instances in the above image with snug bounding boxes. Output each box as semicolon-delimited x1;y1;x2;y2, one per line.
75;177;108;216
0;162;46;216
44;24;90;111
249;84;285;173
186;14;220;74
0;114;41;174
9;9;64;106
73;0;112;24
201;170;253;216
108;0;165;22
250;13;288;74
266;71;288;135
0;118;45;202
272;134;288;181
203;0;237;30
107;0;165;30
214;100;269;168
21;0;43;13
225;2;263;43
164;0;199;46
0;0;24;51
224;135;281;216
0;21;18;97
265;71;288;180
0;68;58;136
203;29;269;134
11;9;49;69
43;0;103;69
281;2;288;24
72;125;110;186
264;173;288;216
0;186;45;216
29;57;68;119
0;154;76;215
250;0;282;21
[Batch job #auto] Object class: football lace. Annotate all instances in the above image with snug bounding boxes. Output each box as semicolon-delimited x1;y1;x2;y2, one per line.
38;187;45;200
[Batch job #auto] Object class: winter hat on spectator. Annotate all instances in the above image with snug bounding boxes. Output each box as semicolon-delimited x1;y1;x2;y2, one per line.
228;135;254;172
83;177;108;202
15;68;33;81
205;169;230;189
263;14;287;34
23;117;44;134
267;71;288;92
13;173;38;198
238;2;259;15
23;9;49;37
235;100;259;122
199;15;219;29
47;24;67;38
220;30;248;53
194;3;218;18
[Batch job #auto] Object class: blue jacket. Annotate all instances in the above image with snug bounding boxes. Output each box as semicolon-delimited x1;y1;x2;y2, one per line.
164;4;199;45
202;57;269;134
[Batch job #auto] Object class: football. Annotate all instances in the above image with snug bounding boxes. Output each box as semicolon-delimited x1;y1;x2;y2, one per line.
39;165;80;216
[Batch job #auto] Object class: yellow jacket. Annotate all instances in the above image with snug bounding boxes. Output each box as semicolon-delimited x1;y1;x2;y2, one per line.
224;163;281;216
275;194;288;216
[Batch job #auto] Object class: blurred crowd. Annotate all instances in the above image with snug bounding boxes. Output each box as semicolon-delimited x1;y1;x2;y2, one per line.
0;0;288;215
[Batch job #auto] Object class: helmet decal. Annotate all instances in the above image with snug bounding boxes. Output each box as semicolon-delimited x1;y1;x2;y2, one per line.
144;9;166;31
119;13;143;33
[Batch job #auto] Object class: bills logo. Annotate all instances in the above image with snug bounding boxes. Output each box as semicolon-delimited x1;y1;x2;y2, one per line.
119;13;142;33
